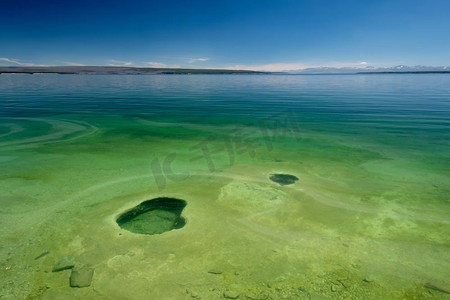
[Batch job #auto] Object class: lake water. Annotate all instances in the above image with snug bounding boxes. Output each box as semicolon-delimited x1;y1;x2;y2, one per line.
1;74;449;299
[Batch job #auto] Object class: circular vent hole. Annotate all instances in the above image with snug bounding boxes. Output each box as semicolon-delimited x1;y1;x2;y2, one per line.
117;197;187;235
269;173;299;186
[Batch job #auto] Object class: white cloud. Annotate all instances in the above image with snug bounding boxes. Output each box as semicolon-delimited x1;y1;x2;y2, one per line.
225;62;311;72
142;62;182;68
224;61;375;72
0;57;49;67
188;57;209;63
323;61;372;68
63;61;85;66
144;61;167;68
108;59;133;66
0;57;21;65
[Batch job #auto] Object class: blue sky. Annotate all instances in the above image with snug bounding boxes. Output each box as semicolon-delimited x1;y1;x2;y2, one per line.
1;0;450;71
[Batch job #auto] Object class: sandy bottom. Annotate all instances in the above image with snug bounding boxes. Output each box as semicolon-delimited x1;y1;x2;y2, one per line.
1;116;450;300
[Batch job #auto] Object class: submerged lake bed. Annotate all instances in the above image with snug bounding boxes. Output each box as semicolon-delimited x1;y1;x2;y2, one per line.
1;74;449;299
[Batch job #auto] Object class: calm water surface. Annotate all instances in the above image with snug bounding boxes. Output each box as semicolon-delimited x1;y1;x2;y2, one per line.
1;74;449;299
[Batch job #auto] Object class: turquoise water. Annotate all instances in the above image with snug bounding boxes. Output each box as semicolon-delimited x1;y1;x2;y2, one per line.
1;74;449;299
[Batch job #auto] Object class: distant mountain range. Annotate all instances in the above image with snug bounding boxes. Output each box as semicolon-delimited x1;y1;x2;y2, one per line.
0;66;264;75
1;65;449;75
289;65;450;74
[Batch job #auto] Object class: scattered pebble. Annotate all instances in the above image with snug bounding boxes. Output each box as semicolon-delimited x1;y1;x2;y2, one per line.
186;289;201;299
245;292;258;299
330;283;340;292
223;290;240;299
362;275;375;283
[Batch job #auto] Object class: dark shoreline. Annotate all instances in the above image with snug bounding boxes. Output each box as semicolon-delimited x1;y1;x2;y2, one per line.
357;71;450;74
0;66;265;75
1;66;450;75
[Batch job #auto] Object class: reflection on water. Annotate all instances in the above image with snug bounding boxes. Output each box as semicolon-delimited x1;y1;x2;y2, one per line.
0;74;449;299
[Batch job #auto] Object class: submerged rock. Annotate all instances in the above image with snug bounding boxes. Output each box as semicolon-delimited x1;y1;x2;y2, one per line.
34;251;50;260
52;257;75;272
70;267;94;288
218;182;285;213
116;197;187;235
223;290;240;299
269;174;299;186
424;282;450;294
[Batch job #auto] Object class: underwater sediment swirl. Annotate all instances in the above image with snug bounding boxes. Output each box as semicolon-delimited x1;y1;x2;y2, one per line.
0;118;98;151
